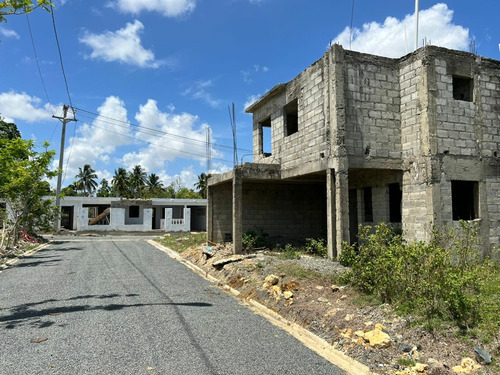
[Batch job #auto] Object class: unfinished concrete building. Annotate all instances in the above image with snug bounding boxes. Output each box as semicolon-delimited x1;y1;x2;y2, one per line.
207;45;500;258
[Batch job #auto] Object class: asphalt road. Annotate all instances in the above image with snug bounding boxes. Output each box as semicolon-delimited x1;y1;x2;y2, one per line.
0;237;344;374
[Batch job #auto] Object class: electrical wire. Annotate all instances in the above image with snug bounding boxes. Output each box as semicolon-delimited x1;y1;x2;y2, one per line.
50;6;74;111
26;13;53;116
84;121;234;164
74;106;253;154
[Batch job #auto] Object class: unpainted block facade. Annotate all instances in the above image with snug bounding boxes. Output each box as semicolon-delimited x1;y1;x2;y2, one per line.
208;45;500;257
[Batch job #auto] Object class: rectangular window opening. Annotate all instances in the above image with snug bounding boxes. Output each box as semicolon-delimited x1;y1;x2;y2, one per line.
451;180;478;220
389;183;402;223
259;117;272;157
129;205;140;218
284;99;298;136
452;76;473;102
363;187;373;222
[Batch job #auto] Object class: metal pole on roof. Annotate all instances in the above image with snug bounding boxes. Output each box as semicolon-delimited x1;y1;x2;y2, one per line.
414;0;419;51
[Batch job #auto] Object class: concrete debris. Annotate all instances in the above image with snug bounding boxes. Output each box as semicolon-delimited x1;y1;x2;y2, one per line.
452;358;481;373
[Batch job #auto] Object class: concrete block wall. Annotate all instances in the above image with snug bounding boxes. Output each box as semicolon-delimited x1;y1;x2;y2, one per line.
251;59;328;173
209;182;232;243
344;54;401;158
486;176;500;249
241;182;326;243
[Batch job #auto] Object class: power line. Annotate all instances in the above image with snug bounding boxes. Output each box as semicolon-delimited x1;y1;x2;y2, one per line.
26;13;53;115
74;106;253;154
84;121;234;164
50;6;74;111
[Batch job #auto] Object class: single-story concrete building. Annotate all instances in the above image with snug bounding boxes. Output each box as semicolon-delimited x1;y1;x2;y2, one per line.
56;197;206;233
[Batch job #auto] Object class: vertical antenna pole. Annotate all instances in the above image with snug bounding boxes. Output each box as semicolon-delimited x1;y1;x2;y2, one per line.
414;0;419;51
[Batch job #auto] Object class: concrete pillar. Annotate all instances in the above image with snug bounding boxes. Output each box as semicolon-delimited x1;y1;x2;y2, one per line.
335;168;350;254
326;168;337;259
207;185;213;242
165;208;173;232
232;168;243;254
184;208;191;232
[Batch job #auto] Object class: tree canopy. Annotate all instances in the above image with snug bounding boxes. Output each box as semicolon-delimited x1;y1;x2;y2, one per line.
0;118;21;140
75;164;98;196
0;138;58;247
0;0;53;23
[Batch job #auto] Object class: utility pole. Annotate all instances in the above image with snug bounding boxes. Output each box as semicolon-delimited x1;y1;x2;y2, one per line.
53;105;77;231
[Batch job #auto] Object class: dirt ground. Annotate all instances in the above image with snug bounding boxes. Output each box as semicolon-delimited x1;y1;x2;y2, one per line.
181;243;499;375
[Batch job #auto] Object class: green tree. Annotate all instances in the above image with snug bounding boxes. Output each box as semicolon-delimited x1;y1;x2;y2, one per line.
61;182;79;196
0;118;21;139
0;0;53;23
96;178;112;197
175;187;201;199
129;165;147;198
0;138;58;248
194;172;211;199
111;167;129;197
75;164;98;197
144;173;164;198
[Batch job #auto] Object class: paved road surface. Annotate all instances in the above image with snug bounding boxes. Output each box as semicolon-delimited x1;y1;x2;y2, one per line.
0;237;344;374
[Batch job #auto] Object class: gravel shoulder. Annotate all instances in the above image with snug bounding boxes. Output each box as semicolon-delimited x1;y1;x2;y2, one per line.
178;243;499;375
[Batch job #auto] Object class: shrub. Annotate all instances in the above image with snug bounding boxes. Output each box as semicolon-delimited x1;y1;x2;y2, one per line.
341;221;487;329
305;237;327;258
242;228;269;250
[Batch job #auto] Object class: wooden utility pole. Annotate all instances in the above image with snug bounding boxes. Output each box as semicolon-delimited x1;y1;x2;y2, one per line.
53;105;77;231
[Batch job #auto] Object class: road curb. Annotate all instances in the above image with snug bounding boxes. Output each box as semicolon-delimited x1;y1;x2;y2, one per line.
148;240;373;375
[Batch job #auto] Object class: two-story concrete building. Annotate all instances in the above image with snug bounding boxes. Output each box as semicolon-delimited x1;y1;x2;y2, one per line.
207;45;500;258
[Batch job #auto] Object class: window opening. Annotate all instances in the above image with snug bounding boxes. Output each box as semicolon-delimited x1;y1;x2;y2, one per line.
129;205;140;218
389;183;402;223
259;117;272;157
451;180;478;220
452;76;473;102
284;99;298;136
363;187;373;222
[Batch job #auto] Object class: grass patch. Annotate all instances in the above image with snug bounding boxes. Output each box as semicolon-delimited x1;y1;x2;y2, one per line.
156;232;206;253
397;358;416;367
275;263;322;280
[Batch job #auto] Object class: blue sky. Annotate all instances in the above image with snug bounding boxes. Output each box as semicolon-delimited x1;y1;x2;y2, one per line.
0;0;499;190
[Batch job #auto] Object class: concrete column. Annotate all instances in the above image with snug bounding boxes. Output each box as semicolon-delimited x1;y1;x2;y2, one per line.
326;168;337;259
207;185;213;242
232;168;243;254
165;208;173;232
184;208;191;232
335;168;350;255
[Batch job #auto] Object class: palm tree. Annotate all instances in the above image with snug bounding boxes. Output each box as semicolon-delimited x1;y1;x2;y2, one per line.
75;164;98;197
112;167;129;197
195;173;211;199
129;165;147;198
146;173;161;188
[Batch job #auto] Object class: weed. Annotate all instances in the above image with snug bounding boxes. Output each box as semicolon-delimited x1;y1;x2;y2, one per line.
397;358;416;367
275;263;323;280
305;237;327;258
278;244;301;260
341;221;497;336
242;228;269;250
157;232;206;253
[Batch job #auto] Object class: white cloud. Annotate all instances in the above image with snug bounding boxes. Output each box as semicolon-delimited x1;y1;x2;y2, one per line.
244;93;262;111
79;20;160;68
120;99;217;172
183;80;222;108
332;3;469;58
241;65;269;84
0;27;20;39
0;91;53;122
60;96;132;184
112;0;195;17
